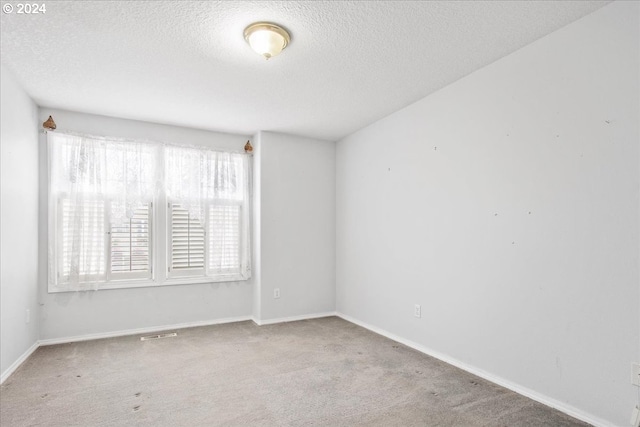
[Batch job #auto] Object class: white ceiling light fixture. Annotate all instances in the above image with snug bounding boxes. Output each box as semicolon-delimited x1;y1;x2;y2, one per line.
244;22;291;60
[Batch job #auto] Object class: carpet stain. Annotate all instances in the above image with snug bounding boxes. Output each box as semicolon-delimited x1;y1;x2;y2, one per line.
0;317;591;427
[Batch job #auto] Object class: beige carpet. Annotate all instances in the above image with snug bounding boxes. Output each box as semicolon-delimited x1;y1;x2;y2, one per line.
0;317;589;426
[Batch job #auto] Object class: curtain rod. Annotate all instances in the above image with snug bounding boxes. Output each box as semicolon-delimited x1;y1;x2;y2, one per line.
42;119;253;156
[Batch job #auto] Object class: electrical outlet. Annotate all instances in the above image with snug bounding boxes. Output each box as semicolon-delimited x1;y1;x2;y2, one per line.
274;288;280;299
414;304;421;318
25;309;30;324
632;363;640;386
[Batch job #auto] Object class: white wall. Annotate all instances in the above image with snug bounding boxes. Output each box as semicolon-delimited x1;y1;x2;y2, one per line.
336;2;639;426
255;131;335;322
38;108;254;340
1;66;40;376
36;111;337;338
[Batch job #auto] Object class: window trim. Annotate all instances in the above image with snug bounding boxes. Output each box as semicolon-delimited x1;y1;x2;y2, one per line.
53;195;155;287
47;134;252;294
167;200;247;282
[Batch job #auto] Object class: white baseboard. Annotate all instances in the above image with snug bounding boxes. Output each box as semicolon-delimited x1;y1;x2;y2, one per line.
1;341;39;385
336;312;612;427
38;315;253;346
253;311;337;326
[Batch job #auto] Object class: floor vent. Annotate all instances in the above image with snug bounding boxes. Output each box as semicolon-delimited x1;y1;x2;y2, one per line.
140;332;177;341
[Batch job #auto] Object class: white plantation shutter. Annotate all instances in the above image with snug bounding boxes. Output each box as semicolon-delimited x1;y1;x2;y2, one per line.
48;132;159;291
170;204;205;273
48;131;251;291
110;203;151;278
60;198;106;281
166;146;251;282
208;204;241;275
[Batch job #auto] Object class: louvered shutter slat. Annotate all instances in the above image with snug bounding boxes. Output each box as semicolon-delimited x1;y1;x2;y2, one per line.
61;199;106;277
208;205;241;274
171;204;205;271
110;204;151;274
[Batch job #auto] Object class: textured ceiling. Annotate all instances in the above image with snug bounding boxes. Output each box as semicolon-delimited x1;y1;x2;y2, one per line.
1;1;610;141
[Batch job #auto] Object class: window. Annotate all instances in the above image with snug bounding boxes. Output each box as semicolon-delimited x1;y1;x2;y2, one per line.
59;198;106;281
167;202;244;280
165;145;251;282
48;132;251;292
109;203;152;280
208;204;242;276
57;200;152;285
169;204;205;275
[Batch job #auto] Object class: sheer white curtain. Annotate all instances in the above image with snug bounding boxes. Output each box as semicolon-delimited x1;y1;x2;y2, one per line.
48;132;158;290
165;145;252;280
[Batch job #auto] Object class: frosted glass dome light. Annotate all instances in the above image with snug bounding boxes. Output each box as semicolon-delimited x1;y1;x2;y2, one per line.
244;22;291;59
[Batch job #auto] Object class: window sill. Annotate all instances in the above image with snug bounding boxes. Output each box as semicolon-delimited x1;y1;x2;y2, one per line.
163;275;249;287
48;275;250;293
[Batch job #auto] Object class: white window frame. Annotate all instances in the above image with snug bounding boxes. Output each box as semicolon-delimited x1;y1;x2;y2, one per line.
106;201;154;282
55;195;108;286
48;136;251;293
53;194;154;288
167;199;247;282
